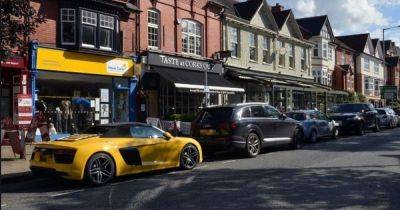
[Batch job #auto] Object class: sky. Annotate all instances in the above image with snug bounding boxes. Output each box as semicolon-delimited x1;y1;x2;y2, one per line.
265;0;400;46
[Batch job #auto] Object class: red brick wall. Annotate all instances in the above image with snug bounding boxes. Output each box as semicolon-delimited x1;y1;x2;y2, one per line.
137;0;222;58
29;0;136;56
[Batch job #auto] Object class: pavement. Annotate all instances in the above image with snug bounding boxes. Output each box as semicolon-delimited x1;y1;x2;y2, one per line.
1;144;35;178
1;128;400;209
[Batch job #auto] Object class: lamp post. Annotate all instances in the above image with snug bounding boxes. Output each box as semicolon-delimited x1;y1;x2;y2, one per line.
383;25;400;59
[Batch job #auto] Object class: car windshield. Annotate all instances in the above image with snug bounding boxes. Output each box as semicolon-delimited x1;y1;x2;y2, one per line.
198;107;233;123
287;113;307;121
335;104;365;113
377;110;386;115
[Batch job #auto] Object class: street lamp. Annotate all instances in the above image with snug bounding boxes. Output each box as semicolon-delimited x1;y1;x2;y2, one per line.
382;25;400;59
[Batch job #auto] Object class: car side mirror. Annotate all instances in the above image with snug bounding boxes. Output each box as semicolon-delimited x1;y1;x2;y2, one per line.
279;113;287;120
164;132;173;140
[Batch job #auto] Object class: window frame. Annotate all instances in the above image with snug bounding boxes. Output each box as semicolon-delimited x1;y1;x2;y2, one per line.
148;9;160;49
301;47;306;71
322;43;328;59
374;62;379;74
364;58;370;71
60;8;76;45
248;32;257;61
181;19;202;56
313;43;319;57
262;36;270;63
288;43;295;69
278;40;285;67
99;13;115;51
81;9;98;48
229;26;239;58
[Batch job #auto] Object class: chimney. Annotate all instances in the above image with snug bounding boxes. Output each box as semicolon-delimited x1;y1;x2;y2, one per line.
271;3;284;13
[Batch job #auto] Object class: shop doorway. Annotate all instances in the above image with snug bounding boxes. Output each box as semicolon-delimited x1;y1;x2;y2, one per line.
113;90;129;122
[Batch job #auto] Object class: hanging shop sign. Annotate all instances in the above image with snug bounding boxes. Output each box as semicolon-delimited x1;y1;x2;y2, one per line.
146;52;223;74
36;47;141;77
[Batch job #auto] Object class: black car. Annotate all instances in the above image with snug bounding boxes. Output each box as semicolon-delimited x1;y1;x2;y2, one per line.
330;103;380;135
191;103;304;157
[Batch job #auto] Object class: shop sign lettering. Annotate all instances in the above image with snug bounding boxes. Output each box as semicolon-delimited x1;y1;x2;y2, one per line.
107;60;129;74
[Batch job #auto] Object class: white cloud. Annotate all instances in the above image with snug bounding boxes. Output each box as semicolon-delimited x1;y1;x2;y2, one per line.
268;0;391;36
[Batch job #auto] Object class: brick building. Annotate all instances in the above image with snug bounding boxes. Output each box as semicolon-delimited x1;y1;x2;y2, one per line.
332;38;356;93
3;0;142;133
136;0;243;121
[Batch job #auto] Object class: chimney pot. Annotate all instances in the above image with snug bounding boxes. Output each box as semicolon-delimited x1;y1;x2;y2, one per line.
272;3;284;13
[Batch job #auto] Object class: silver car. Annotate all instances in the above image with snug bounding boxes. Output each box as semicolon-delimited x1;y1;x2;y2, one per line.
376;108;398;129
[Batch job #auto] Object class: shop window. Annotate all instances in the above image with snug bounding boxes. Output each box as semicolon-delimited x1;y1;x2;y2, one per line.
81;10;97;48
313;43;318;57
288;43;294;69
182;19;202;56
148;9;160;49
301;47;306;71
262;36;270;63
248;32;257;61
229;27;239;58
61;8;76;45
99;14;114;50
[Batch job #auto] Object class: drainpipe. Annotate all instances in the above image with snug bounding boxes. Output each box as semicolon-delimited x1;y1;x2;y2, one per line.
174;0;178;53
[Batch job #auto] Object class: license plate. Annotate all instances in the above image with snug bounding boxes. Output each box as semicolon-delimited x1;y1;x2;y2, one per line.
200;129;216;136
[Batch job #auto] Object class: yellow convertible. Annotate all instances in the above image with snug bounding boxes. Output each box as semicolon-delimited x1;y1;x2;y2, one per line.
30;123;203;185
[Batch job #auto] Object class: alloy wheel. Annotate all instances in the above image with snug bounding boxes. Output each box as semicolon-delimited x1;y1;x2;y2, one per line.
180;144;199;170
87;153;114;185
246;133;260;157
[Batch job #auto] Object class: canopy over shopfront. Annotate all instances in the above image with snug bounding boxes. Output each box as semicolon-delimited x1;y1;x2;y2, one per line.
151;67;244;94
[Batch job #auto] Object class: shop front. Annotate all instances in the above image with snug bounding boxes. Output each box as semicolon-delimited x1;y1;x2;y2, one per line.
139;52;244;122
31;46;140;134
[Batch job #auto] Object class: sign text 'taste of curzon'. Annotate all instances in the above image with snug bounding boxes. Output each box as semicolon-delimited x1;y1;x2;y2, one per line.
146;52;223;74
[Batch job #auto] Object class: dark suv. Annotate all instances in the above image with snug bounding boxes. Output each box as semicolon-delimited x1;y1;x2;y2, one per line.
330;103;380;135
191;103;304;157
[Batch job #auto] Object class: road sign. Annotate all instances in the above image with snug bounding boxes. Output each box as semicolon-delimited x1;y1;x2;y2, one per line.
381;85;398;100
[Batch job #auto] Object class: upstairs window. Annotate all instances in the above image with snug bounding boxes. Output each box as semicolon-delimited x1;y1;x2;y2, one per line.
301;47;306;70
288;43;294;69
61;9;76;45
182;19;202;56
81;10;97;48
148;9;160;49
322;43;328;59
99;14;114;50
278;40;285;67
313;43;318;57
374;62;379;74
262;36;270;63
248;33;257;61
328;46;333;60
229;27;239;57
364;58;370;71
340;51;345;65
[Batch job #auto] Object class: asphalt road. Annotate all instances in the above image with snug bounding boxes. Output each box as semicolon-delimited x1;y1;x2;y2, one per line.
1;128;400;210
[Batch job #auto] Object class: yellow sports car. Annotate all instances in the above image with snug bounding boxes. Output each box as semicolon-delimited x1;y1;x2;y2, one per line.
30;123;203;185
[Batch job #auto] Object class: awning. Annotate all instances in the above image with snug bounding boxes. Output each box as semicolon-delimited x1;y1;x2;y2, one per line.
149;67;244;94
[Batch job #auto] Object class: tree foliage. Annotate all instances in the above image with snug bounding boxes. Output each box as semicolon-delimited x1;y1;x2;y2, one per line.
0;0;45;62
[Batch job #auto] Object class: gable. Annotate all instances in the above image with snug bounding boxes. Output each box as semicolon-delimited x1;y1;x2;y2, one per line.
364;38;374;55
250;4;276;31
279;14;302;39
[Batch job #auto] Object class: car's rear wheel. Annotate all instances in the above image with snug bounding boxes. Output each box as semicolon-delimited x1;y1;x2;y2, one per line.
290;128;304;150
85;153;115;186
245;132;261;158
331;128;339;139
309;130;317;143
180;144;199;170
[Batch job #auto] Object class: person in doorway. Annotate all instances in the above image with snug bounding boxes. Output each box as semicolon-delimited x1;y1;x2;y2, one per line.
60;100;71;133
55;107;62;133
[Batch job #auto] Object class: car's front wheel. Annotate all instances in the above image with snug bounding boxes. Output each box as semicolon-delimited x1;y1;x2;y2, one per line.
180;144;199;170
290;128;304;149
85;153;115;186
309;130;317;143
245;132;261;158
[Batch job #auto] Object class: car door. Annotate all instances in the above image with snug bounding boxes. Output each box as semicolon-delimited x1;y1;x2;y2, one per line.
265;106;293;140
316;111;331;136
129;125;178;170
247;105;276;141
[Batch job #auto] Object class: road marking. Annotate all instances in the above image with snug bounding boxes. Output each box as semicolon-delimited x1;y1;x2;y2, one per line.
49;189;85;197
1;204;7;207
194;165;209;170
221;160;236;164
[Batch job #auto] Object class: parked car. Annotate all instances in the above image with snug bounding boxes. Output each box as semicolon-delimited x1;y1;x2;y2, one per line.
329;103;380;135
376;108;398;128
30;123;202;185
287;110;338;143
191;103;304;158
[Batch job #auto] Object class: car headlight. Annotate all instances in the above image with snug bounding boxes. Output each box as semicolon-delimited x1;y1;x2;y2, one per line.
353;115;361;120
